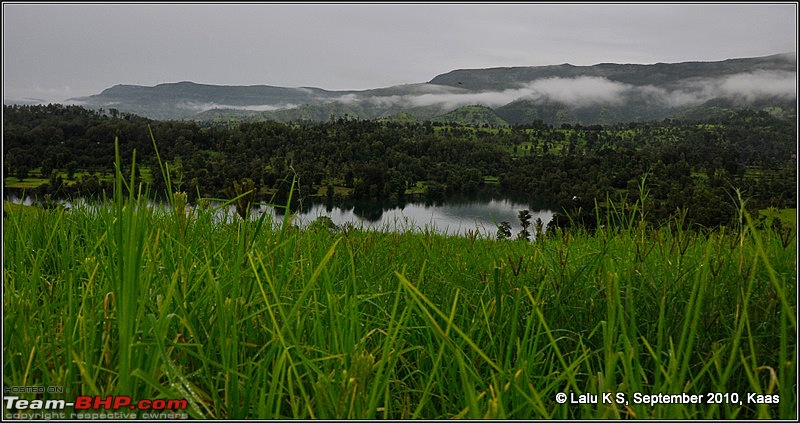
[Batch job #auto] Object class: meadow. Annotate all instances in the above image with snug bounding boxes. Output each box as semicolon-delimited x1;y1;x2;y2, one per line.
2;147;796;419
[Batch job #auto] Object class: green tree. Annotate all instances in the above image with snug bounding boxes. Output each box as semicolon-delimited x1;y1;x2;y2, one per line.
517;209;532;241
496;221;512;240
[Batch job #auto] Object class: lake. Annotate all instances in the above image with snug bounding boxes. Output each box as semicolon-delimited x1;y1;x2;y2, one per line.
5;195;554;240
271;198;554;239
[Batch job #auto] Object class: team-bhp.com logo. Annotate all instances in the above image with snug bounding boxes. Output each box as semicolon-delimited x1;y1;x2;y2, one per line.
5;394;189;420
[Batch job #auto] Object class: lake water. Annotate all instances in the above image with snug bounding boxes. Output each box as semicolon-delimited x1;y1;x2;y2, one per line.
279;199;554;239
5;195;554;239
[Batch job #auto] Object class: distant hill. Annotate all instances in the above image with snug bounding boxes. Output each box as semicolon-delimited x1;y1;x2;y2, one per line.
61;53;796;126
430;105;510;127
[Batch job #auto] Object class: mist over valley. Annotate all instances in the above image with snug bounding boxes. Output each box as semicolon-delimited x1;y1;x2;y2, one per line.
61;52;796;126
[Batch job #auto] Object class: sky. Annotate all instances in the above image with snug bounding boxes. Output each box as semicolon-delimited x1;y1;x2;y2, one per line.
2;2;797;103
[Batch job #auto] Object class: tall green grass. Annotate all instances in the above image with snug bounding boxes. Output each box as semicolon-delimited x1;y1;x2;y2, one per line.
3;139;796;419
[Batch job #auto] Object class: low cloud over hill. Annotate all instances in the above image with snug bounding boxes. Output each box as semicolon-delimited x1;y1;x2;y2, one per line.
64;53;796;125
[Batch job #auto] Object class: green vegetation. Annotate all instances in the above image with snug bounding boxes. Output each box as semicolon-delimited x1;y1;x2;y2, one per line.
3;148;796;419
760;207;797;230
3;104;796;231
4;54;796;418
430;105;510;127
2;200;36;217
4;167;153;190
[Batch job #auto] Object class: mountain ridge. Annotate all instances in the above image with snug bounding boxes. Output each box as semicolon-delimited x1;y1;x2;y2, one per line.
59;52;797;125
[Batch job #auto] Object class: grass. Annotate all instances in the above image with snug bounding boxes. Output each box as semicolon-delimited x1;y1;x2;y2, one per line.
759;207;797;230
3;167;153;189
2;201;37;217
2;139;796;419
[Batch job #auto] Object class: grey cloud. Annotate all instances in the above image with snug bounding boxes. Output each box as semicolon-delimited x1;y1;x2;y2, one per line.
650;70;797;107
397;89;533;109
331;78;629;110
182;68;797;115
713;70;797;102
523;77;631;107
332;70;797;111
178;101;300;112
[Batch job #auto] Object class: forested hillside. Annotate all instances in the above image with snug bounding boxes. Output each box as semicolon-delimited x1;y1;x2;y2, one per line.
3;104;796;229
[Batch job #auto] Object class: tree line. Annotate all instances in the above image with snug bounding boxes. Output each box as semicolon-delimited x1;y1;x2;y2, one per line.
3;104;796;230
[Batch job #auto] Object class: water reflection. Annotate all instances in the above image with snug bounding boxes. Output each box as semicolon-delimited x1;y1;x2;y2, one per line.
282;197;554;239
6;195;553;239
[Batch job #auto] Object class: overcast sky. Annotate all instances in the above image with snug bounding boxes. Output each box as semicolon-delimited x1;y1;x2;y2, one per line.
2;2;797;103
